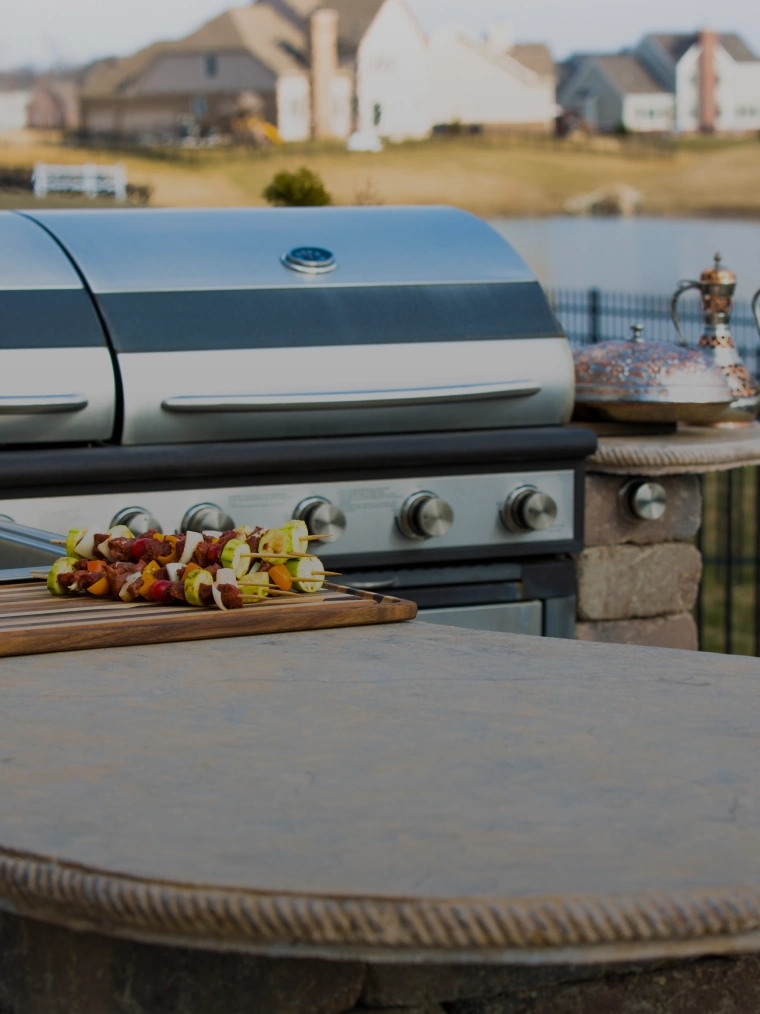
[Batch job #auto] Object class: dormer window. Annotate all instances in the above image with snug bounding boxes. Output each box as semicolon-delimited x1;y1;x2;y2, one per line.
206;54;218;78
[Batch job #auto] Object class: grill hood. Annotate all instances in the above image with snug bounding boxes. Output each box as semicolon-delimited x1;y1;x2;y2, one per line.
7;206;573;446
0;211;115;445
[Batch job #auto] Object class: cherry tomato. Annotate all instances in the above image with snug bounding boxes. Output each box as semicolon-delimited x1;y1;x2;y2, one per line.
150;580;172;603
131;538;150;560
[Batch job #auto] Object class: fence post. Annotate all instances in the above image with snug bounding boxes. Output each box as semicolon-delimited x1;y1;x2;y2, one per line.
589;288;600;343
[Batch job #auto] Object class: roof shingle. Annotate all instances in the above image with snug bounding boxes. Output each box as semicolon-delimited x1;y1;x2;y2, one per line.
510;44;555;79
647;32;758;65
595;54;669;95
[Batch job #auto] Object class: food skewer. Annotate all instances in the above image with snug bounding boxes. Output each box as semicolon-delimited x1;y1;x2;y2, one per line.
50;540;67;546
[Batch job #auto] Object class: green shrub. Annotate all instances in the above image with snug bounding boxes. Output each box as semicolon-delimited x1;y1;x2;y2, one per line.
262;167;332;206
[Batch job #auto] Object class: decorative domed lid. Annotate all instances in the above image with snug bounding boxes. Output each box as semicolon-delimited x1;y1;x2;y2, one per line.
574;324;733;408
700;253;736;287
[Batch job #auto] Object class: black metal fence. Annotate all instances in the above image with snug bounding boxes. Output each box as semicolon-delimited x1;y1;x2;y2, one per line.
551;288;760;657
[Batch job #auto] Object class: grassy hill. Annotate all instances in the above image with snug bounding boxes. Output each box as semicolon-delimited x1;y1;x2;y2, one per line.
1;131;759;218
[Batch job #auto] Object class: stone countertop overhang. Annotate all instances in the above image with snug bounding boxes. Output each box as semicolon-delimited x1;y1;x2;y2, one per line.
584;421;760;476
1;622;760;966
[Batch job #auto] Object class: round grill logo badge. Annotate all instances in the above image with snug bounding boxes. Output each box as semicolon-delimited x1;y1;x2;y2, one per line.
282;247;337;275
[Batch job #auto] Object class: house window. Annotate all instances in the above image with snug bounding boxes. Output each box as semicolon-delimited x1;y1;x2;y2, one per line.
193;96;208;117
373;103;382;127
205;54;218;78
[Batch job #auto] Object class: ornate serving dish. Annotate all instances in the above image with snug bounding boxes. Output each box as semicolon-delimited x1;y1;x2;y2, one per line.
672;254;760;425
573;325;734;424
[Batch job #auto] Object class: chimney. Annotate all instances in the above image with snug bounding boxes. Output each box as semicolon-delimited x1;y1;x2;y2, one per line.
311;8;339;140
699;28;718;132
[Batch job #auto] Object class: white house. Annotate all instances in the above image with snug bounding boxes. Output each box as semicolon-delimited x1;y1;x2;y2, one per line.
356;0;430;139
636;32;760;133
560;30;760;135
0;73;34;132
429;24;556;131
558;54;674;133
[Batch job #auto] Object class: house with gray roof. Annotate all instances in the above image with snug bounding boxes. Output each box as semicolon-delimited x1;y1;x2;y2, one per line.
558;52;674;133
80;0;396;142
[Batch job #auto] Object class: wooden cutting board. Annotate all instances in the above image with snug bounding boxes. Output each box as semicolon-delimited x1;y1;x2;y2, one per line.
0;581;417;658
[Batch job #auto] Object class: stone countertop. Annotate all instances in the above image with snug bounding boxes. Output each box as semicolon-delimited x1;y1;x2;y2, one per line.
585;421;760;475
1;622;759;965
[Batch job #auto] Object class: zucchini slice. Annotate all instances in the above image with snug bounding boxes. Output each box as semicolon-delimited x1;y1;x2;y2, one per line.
283;519;309;555
258;528;288;565
220;538;252;579
285;556;325;594
239;571;270;600
47;557;78;596
185;569;214;607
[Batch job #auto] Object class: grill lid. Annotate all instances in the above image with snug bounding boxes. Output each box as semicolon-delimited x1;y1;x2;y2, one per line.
0;213;115;446
17;207;573;446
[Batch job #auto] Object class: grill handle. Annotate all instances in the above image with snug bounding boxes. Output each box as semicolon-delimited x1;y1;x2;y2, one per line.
162;381;542;414
0;395;89;415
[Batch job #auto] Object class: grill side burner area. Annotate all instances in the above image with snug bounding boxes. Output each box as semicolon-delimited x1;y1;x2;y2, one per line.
0;206;594;637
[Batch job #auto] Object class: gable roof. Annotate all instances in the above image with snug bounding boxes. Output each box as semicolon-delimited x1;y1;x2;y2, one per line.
595;54;669;94
646;32;758;65
265;0;385;54
510;44;554;79
81;5;307;100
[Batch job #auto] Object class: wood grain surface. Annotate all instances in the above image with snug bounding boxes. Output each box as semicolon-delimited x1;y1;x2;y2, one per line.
0;582;416;658
0;623;760;961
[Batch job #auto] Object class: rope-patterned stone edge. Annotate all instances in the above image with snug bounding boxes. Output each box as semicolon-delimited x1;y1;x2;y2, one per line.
1;850;760;952
588;435;760;475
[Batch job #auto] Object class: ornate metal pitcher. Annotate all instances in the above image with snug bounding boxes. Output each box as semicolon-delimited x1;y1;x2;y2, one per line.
672;254;760;425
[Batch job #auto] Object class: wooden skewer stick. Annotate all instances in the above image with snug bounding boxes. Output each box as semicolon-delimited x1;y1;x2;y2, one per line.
243;553;312;561
50;540;67;546
305;535;331;541
310;572;341;577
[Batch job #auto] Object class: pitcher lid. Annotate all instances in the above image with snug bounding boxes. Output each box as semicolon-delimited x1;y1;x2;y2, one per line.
700;252;736;286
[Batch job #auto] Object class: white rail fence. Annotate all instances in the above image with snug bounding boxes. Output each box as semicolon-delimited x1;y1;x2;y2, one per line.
32;163;127;201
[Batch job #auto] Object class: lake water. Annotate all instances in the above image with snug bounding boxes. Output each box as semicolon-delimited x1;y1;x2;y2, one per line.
491;218;760;300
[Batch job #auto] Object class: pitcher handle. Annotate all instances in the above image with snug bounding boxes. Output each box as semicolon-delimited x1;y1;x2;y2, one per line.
671;280;700;347
753;288;760;340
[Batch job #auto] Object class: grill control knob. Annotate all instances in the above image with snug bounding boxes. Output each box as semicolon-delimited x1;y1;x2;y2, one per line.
619;480;667;522
502;486;557;533
180;503;235;534
110;507;162;536
398;492;454;540
293;497;346;544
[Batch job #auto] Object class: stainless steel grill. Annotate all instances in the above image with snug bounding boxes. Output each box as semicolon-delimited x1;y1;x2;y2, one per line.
0;205;594;637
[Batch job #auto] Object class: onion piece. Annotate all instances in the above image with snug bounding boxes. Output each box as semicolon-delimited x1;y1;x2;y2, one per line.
215;568;238;587
166;562;184;581
180;531;204;565
212;584;227;611
74;530;97;560
119;572;143;602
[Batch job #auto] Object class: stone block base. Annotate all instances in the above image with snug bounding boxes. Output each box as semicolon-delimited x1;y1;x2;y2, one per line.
3;910;760;1013
576;613;699;651
576;543;702;622
585;474;702;548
